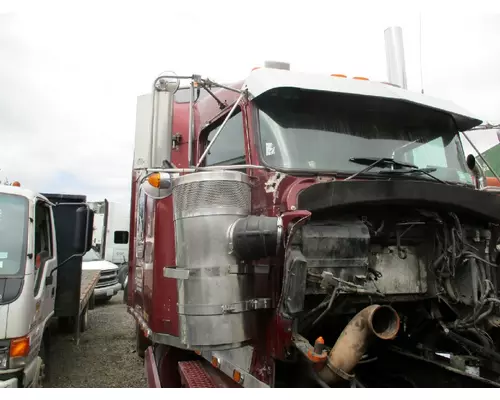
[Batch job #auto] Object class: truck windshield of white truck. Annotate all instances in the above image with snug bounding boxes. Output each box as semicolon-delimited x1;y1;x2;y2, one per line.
255;88;473;186
0;194;28;277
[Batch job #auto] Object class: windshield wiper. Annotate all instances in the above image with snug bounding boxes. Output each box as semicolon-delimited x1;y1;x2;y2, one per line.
377;168;446;184
345;157;445;184
348;157;418;170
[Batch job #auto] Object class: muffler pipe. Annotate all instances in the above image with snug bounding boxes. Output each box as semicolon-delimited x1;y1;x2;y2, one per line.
318;304;400;385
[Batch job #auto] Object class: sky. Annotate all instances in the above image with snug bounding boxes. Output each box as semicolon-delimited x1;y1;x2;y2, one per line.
1;1;499;203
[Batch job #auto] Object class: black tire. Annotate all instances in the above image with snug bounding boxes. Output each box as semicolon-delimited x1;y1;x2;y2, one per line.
136;323;150;359
80;306;89;332
88;293;96;310
118;265;128;288
102;296;113;303
58;316;74;334
123;280;128;304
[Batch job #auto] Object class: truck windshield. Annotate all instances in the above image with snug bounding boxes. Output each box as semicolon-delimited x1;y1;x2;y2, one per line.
0;193;28;276
255;88;472;185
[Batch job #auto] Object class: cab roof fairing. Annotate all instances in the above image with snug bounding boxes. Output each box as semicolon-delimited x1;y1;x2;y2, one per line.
244;68;483;132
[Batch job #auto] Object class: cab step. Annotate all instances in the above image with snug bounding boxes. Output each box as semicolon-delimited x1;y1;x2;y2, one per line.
178;361;217;388
178;360;241;388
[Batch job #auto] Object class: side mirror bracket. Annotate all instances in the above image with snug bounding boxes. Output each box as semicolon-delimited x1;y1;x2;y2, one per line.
467;154;486;189
74;206;94;254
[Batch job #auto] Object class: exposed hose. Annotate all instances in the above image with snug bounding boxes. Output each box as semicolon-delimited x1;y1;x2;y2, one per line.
465;328;493;349
311;288;340;328
317;304;400;385
443;328;500;364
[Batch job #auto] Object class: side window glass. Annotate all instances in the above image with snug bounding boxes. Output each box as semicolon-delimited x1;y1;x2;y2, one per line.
0;195;27;276
205;112;246;166
34;202;53;295
114;230;129;244
411;137;448;168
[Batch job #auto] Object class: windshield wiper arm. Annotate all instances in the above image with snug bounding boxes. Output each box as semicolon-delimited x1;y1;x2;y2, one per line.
349;157;418;169
345;157;446;184
345;157;418;181
377;167;446;184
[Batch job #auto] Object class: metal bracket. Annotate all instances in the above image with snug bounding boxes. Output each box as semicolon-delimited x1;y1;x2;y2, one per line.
172;133;182;150
178;298;272;316
320;271;337;290
221;298;271;314
326;361;355;381
163;267;190;280
164;265;270;279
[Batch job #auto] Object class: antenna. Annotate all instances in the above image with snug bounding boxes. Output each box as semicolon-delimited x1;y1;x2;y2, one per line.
419;13;425;94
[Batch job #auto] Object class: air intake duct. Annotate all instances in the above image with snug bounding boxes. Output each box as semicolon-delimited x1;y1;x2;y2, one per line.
229;216;282;261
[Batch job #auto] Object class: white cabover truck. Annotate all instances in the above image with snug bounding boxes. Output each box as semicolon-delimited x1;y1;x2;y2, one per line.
88;199;130;293
0;185;98;388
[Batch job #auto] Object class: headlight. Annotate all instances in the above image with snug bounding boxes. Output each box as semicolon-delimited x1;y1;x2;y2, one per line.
0;351;7;369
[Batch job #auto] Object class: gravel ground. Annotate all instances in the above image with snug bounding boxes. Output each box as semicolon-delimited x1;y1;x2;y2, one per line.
45;292;147;388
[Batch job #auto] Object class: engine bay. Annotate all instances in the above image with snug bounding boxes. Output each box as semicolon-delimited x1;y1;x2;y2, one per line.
282;205;500;387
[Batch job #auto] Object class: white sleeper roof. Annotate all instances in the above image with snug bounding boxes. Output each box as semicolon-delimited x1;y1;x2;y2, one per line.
245;68;482;132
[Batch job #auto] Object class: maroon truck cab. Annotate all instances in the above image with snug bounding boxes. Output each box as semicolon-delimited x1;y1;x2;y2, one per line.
126;40;500;388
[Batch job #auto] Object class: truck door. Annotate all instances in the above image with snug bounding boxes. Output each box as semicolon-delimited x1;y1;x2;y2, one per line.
111;230;129;264
33;200;57;323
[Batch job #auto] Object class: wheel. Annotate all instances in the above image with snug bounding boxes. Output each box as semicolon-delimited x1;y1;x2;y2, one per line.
123;279;128;304
58;316;74;333
101;296;113;303
136;323;150;359
154;345;197;388
118;266;128;289
80;306;89;332
89;293;96;310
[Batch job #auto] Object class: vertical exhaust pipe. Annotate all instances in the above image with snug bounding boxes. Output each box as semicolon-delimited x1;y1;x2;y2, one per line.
384;26;408;89
148;73;180;169
264;60;291;70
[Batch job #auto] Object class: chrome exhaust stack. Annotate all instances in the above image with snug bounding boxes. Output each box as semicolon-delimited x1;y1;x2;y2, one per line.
384;26;408;89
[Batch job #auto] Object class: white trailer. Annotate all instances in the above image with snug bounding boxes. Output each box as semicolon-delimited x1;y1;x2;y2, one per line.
89;200;129;265
88;199;130;290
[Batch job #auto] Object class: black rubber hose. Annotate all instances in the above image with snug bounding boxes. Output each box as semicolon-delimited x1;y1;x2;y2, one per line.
312;371;331;388
445;329;500;364
465;328;493;349
310;288;339;328
230;216;280;261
